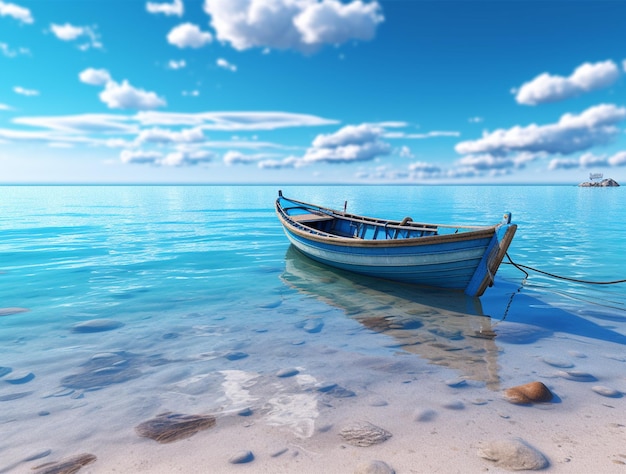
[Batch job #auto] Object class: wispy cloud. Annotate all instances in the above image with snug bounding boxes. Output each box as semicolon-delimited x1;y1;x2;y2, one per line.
515;60;620;105
0;0;33;24
79;68;166;110
167;23;213;49
216;58;236;72
0;41;29;57
0;103;12;110
121;147;215;167
133;111;338;130
168;59;186;70
50;23;102;50
223;150;277;165
146;0;183;17
13;86;39;96
455;104;626;156
2;110;337;169
549;150;626;170
204;0;384;53
384;130;460;139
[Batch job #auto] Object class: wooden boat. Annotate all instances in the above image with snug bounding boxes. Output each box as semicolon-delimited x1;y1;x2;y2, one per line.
275;190;517;297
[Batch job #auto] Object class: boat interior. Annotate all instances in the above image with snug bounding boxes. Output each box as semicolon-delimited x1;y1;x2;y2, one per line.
284;205;439;240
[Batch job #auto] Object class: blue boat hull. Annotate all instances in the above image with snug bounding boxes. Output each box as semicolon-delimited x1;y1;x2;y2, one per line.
276;192;517;297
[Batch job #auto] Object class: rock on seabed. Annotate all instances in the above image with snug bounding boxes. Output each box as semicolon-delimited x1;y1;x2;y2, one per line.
478;438;549;470
340;421;392;447
354;460;395;474
135;412;216;443
32;453;97;473
71;319;124;333
503;381;553;405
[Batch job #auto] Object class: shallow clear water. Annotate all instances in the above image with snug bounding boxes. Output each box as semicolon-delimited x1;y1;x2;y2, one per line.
1;185;625;472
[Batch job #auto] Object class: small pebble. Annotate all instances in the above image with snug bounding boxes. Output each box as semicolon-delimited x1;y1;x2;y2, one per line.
592;385;622;398
224;351;248;361
229;450;254;464
4;371;35;384
477;437;548;470
470;398;489;406
445;378;467;388
368;397;388;407
71;319;124;333
568;350;587;358
541;357;574;368
414;408;437;422
270;448;289;458
317;383;338;393
354;460;395;474
303;319;324;333
441;399;464;410
237;407;253;416
557;370;596;382
276;368;299;378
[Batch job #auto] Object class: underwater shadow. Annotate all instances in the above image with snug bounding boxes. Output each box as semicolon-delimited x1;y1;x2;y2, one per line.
281;246;502;390
483;280;626;347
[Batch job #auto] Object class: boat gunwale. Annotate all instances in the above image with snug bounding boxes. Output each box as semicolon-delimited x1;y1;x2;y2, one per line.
276;195;499;249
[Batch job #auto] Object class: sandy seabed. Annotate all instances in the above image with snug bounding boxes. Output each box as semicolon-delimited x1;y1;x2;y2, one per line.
4;322;626;474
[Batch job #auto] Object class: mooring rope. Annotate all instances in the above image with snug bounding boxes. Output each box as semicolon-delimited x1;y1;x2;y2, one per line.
503;253;626;285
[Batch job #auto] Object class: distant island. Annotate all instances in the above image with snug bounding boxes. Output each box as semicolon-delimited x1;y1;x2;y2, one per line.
578;178;620;187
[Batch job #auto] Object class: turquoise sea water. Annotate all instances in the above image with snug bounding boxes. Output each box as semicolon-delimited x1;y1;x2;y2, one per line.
1;185;625;472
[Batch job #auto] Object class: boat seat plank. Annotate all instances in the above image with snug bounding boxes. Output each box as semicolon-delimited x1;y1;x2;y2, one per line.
290;213;335;223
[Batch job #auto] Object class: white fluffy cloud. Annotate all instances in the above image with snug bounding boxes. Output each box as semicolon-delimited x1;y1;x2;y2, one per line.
79;68;111;86
455;104;626;157
100;81;166;110
146;0;183;16
515;60;620;105
203;0;383;53
0;1;32;24
80;68;166;110
305;123;391;163
261;123;390;168
167;23;213;48
50;23;102;50
609;151;626;166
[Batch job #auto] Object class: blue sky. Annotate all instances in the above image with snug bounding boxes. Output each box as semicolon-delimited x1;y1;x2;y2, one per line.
1;0;625;184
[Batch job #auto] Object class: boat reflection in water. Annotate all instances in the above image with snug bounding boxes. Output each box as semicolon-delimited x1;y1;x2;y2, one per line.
282;246;501;390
